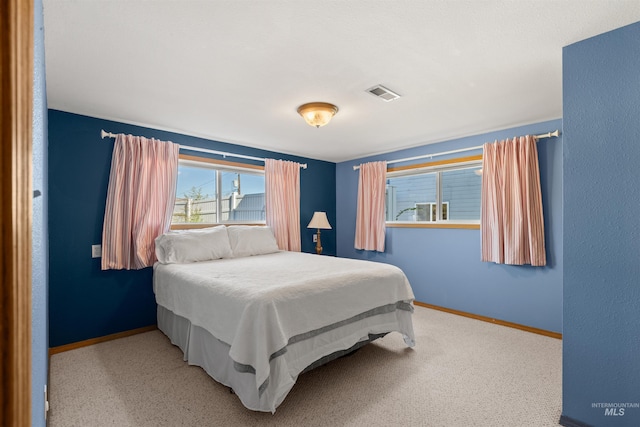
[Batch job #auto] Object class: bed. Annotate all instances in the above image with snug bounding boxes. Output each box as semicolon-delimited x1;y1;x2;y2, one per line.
152;225;415;413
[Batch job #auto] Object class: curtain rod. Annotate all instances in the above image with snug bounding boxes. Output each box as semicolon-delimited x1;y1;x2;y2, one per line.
101;130;307;169
352;129;560;170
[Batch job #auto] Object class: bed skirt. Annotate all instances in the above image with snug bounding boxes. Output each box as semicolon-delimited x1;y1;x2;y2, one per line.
157;304;414;412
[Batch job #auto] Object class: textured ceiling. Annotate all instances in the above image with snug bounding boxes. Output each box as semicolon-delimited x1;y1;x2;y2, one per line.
43;1;640;162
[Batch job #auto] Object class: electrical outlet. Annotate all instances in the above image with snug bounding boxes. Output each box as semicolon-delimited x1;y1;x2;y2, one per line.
92;244;102;258
313;234;317;242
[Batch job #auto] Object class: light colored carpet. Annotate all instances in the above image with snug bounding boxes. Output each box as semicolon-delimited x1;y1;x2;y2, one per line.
48;306;561;426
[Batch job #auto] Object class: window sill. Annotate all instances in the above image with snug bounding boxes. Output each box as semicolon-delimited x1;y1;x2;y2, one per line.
386;222;479;230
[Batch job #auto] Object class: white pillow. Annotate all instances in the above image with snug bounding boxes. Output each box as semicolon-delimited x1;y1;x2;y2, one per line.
226;226;280;258
155;225;233;264
167;226;221;234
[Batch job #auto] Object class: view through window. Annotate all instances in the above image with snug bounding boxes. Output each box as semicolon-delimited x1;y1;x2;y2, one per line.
385;159;482;224
172;158;265;225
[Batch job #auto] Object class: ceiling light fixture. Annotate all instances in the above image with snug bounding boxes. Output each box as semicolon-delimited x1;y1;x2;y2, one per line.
297;102;338;128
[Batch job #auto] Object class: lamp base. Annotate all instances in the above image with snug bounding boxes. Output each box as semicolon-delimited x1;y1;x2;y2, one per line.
315;229;323;255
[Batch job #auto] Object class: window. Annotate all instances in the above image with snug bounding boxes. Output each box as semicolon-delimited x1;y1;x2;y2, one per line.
172;155;265;226
385;155;482;227
414;202;449;221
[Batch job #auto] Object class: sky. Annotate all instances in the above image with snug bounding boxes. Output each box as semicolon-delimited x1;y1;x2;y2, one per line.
176;164;264;200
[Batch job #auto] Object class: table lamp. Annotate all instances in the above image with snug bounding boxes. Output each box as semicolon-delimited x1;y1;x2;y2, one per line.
307;211;332;255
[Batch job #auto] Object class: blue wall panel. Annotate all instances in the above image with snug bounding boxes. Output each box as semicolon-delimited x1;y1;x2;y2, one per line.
48;110;336;346
562;21;640;427
336;119;563;333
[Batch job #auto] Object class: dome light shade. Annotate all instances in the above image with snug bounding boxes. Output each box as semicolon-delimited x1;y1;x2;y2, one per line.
297;102;338;128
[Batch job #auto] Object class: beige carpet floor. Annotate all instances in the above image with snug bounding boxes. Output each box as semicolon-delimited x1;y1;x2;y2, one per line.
48;306;562;426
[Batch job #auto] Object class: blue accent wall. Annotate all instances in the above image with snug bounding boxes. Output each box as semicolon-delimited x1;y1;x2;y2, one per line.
48;110;336;347
33;0;48;424
562;22;640;426
336;119;563;333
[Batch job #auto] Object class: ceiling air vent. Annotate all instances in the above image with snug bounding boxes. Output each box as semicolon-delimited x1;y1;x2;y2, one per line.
366;85;401;102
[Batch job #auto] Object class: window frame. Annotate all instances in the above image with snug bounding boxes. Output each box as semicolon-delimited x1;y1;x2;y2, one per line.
385;154;482;229
171;154;266;230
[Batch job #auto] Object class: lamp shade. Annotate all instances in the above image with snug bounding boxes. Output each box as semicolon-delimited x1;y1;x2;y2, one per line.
297;102;338;128
307;211;332;229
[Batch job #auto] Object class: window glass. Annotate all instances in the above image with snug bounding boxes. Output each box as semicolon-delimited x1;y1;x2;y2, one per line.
441;167;482;221
172;159;265;225
221;171;266;222
173;164;217;224
415;203;431;221
386;173;436;221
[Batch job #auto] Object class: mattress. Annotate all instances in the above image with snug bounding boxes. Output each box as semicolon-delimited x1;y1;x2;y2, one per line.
153;251;416;412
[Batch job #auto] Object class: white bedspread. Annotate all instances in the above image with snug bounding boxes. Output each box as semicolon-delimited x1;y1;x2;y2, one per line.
153;251;415;402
